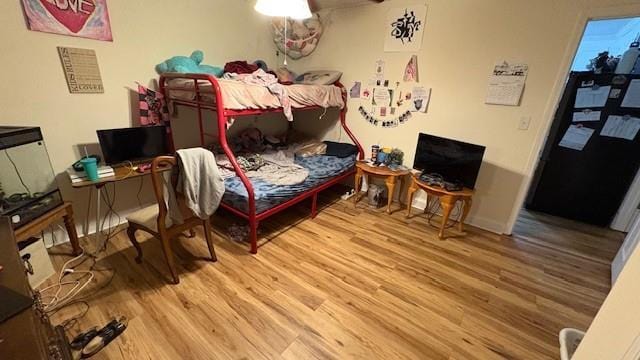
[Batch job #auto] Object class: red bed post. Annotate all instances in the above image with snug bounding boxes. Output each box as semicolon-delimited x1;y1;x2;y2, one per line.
311;193;318;218
208;76;259;254
335;82;365;160
159;75;176;152
194;79;206;147
161;73;259;254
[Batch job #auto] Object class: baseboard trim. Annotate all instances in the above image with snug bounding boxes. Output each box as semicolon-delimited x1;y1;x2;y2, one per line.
411;197;505;235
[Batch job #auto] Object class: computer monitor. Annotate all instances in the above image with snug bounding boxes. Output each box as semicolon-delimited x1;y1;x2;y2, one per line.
97;126;169;166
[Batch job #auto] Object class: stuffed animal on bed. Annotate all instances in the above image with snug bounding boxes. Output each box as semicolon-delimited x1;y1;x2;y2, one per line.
156;50;223;77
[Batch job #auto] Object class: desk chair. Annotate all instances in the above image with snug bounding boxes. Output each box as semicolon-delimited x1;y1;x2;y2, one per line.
125;156;217;284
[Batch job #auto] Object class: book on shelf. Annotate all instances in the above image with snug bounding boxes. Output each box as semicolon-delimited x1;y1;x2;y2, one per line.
67;166;115;183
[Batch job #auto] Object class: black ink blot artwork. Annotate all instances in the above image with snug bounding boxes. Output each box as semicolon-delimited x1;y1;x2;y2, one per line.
391;9;422;44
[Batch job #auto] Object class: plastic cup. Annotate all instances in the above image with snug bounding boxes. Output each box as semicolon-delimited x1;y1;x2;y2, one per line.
80;157;99;182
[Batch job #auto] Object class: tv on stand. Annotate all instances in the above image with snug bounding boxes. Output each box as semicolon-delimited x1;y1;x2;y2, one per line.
412;133;486;190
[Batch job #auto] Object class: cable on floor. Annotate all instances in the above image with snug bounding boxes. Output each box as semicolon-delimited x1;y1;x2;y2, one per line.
425;197;464;230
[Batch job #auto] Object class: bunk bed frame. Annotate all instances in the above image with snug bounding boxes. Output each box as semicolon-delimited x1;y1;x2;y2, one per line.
159;73;364;254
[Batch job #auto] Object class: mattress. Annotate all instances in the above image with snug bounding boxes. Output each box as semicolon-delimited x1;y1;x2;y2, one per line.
222;154;356;214
166;79;345;111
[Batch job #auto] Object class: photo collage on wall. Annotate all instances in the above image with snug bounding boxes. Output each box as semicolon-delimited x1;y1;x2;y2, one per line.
351;58;432;127
349;5;431;128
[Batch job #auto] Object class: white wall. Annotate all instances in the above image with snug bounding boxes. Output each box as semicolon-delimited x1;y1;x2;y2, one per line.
284;0;640;233
573;222;640;359
3;0;640;241
0;0;275;243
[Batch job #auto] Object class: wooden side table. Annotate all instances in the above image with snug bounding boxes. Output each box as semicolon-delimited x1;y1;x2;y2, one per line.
406;173;474;239
354;161;410;214
14;202;81;255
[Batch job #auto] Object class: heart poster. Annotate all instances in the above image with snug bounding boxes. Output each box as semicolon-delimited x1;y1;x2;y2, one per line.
22;0;113;41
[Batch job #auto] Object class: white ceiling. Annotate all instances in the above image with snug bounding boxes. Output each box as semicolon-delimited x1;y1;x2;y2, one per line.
312;0;382;10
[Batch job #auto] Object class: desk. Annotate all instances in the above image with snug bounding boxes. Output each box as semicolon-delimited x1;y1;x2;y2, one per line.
354;161;410;214
14;202;80;255
71;165;168;244
406;173;474;239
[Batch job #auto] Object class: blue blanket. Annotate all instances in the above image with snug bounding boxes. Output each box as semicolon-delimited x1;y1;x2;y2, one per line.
222;154;356;213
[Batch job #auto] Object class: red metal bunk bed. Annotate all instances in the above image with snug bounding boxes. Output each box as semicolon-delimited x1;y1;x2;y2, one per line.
159;73;364;254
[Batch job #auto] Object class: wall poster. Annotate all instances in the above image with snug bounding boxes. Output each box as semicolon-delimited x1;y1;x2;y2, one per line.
22;0;113;41
384;5;427;52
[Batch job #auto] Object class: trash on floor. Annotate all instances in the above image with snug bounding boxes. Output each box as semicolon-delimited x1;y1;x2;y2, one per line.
228;223;260;243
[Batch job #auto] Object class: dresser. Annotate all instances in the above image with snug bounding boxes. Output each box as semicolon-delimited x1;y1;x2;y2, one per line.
0;217;72;359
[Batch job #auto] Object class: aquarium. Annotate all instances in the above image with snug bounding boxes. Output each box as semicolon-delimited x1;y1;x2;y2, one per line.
0;126;63;229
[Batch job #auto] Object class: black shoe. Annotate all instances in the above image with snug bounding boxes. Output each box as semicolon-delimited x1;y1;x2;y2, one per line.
81;317;127;358
70;327;99;350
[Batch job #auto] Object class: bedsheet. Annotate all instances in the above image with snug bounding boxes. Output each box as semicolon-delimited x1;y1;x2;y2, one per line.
222;154;356;214
166;79;345;111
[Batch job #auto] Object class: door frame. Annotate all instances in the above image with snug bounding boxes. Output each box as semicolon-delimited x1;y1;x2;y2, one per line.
612;170;640;232
505;3;640;235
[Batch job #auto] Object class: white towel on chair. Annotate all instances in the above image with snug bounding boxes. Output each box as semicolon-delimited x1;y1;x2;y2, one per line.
170;148;225;223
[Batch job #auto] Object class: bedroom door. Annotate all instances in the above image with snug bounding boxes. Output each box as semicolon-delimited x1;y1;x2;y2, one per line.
526;72;640;226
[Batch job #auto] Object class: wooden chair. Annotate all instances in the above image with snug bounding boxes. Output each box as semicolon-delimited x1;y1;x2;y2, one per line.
126;156;217;284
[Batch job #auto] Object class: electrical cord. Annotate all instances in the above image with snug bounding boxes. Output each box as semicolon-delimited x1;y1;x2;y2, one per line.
319;107;328;120
38;180;122;314
424;196;463;230
56;301;91;331
38;251;95;312
93;182;123;256
114;160;135;181
39;161;135;327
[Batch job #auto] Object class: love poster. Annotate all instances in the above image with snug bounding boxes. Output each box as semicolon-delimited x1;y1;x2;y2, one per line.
22;0;113;41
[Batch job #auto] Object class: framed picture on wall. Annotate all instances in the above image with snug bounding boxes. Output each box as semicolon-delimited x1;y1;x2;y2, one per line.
384;5;427;52
21;0;113;41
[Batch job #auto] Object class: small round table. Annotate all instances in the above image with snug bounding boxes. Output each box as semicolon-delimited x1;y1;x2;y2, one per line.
354;161;410;214
406;173;475;239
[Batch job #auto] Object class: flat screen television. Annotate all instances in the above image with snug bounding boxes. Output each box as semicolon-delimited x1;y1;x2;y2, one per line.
97;126;169;165
413;133;486;189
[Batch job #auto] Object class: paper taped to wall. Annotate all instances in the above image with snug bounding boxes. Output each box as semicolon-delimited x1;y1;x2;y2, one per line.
374;60;385;81
572;110;601;122
600;115;640;140
574;86;610;108
621;79;640;108
559;125;594;151
373;88;393;107
410;86;431;112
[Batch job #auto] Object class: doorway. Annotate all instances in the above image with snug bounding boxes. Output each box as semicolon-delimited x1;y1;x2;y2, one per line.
520;17;640;234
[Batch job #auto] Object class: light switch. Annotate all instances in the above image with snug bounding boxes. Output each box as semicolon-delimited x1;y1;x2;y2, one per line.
518;116;531;130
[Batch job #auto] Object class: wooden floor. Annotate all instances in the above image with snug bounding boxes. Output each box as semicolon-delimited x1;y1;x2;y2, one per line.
47;195;624;360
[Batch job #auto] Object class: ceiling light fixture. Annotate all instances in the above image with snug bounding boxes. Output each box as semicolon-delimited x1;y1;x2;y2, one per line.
254;0;312;20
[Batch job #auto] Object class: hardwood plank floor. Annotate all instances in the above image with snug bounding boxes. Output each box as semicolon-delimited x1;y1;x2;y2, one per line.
46;195;623;359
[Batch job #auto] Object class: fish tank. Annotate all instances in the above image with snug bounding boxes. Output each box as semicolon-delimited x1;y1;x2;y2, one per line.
0;126;63;229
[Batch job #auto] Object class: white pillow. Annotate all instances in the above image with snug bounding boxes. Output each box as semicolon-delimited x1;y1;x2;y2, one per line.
295;71;342;85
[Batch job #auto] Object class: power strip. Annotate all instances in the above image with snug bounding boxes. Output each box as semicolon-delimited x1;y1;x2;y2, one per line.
341;189;356;200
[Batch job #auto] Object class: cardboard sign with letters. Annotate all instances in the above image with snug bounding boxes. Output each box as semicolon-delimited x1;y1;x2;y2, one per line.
58;47;104;94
